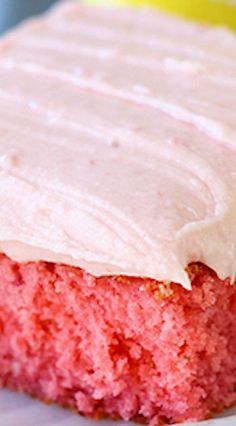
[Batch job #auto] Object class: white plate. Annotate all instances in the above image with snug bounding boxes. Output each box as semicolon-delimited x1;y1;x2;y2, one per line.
1;389;236;426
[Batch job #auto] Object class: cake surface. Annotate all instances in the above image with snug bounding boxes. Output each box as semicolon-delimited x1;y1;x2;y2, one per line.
1;2;236;425
0;1;236;287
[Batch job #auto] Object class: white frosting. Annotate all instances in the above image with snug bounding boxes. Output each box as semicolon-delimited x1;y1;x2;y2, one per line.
0;2;236;289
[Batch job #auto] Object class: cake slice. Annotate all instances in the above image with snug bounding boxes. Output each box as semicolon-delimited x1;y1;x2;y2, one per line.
0;1;236;425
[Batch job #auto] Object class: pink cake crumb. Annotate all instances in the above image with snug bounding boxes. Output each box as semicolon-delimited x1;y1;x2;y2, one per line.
0;254;236;425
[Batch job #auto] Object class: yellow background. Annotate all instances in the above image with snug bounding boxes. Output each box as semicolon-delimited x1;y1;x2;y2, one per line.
86;0;236;30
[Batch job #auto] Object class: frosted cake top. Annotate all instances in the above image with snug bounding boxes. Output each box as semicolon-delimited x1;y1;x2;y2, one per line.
0;1;236;288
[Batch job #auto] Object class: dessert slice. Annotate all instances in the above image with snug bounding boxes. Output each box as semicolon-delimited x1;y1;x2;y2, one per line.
0;1;236;424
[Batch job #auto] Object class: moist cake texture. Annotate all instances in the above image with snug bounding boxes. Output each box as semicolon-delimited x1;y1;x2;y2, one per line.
0;1;236;425
1;255;236;425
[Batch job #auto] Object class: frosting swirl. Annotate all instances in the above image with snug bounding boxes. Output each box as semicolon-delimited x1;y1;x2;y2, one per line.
0;2;236;288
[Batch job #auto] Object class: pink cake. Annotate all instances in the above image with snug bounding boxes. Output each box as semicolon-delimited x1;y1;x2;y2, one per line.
0;1;236;425
2;255;236;425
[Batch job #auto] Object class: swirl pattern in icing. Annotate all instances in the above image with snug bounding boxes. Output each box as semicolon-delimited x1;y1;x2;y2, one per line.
0;2;236;288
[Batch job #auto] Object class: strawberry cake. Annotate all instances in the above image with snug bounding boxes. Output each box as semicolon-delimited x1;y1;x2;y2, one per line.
0;1;236;425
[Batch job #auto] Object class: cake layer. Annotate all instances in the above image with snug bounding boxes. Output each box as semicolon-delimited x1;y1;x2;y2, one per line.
0;2;236;287
1;256;236;424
